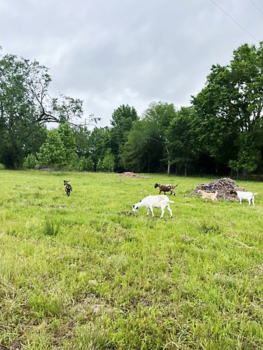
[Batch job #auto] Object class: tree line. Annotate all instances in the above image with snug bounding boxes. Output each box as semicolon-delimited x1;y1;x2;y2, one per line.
1;43;263;177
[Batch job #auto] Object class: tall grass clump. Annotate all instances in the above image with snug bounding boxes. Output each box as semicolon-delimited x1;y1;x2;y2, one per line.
43;216;60;236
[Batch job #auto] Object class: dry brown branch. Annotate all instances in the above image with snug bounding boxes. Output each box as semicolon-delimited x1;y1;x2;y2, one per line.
226;235;262;252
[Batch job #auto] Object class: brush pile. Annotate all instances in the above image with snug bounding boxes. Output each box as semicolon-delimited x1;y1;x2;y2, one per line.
118;172;149;179
192;178;247;201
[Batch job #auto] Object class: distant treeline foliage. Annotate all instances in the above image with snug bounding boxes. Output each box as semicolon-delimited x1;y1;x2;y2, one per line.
1;43;263;176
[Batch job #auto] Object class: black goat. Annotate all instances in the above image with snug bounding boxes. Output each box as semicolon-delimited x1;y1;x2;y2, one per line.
154;183;178;196
63;180;72;196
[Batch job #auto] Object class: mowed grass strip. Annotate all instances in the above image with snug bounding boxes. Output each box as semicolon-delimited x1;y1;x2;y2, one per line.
0;170;262;349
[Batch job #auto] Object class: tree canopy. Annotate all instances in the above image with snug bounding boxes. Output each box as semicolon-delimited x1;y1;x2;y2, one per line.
1;43;263;177
0;52;83;168
192;43;263;175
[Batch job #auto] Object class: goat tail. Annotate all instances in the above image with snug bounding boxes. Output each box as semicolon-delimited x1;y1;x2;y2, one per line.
168;200;175;204
254;193;258;196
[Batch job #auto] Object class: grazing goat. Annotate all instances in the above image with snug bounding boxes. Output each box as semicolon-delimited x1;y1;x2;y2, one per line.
63;180;72;196
236;191;257;206
198;190;218;202
154;183;178;196
132;195;174;218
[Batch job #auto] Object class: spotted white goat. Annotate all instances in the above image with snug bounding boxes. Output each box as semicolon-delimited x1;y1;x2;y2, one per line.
236;191;257;206
132;195;174;218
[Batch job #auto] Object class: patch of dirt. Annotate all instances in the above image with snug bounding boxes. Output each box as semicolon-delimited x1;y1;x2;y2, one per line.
9;340;22;350
118;172;149;179
117;210;134;216
192;177;247;201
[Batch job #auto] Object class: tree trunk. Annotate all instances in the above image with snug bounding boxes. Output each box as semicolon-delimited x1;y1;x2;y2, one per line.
242;169;248;180
167;160;170;175
165;146;170;175
184;163;187;176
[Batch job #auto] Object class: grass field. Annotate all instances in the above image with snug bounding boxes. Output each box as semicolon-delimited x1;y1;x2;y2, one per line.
0;170;262;349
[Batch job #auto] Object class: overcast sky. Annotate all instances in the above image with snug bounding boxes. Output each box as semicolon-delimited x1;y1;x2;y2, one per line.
0;0;262;127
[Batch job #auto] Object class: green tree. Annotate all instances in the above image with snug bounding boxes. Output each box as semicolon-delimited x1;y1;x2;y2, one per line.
77;157;86;171
167;107;198;175
102;149;115;172
120;117;164;173
0;50;83;168
89;127;111;166
96;159;103;172
110;105;138;171
229;134;261;177
142;102;177;174
85;157;95;172
74;126;91;158
38;129;66;167
58;122;76;165
23;126;48;158
192;43;263;175
120;120;148;172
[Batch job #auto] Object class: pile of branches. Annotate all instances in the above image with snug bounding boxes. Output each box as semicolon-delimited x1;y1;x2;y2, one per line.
192;178;247;201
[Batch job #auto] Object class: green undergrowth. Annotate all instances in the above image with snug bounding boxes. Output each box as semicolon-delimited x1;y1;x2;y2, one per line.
0;170;262;349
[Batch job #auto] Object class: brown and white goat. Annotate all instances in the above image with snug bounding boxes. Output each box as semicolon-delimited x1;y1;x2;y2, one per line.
154;183;178;196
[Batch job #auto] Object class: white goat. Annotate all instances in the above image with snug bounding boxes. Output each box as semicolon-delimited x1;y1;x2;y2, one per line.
132;195;174;218
236;191;257;206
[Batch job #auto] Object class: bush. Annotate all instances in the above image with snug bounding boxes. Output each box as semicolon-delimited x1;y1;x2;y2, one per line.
96;159;103;172
67;153;79;169
102;149;115;172
85;158;95;171
23;154;38;169
77;157;94;171
0;163;5;170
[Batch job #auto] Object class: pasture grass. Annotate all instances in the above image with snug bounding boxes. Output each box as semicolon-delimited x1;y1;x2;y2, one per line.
0;170;262;349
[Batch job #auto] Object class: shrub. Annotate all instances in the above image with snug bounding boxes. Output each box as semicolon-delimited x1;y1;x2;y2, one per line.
67;153;79;169
85;157;95;171
96;159;103;172
23;154;38;169
102;149;115;172
78;157;94;171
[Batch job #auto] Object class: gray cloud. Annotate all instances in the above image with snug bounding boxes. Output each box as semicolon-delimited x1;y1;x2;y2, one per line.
1;0;262;126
